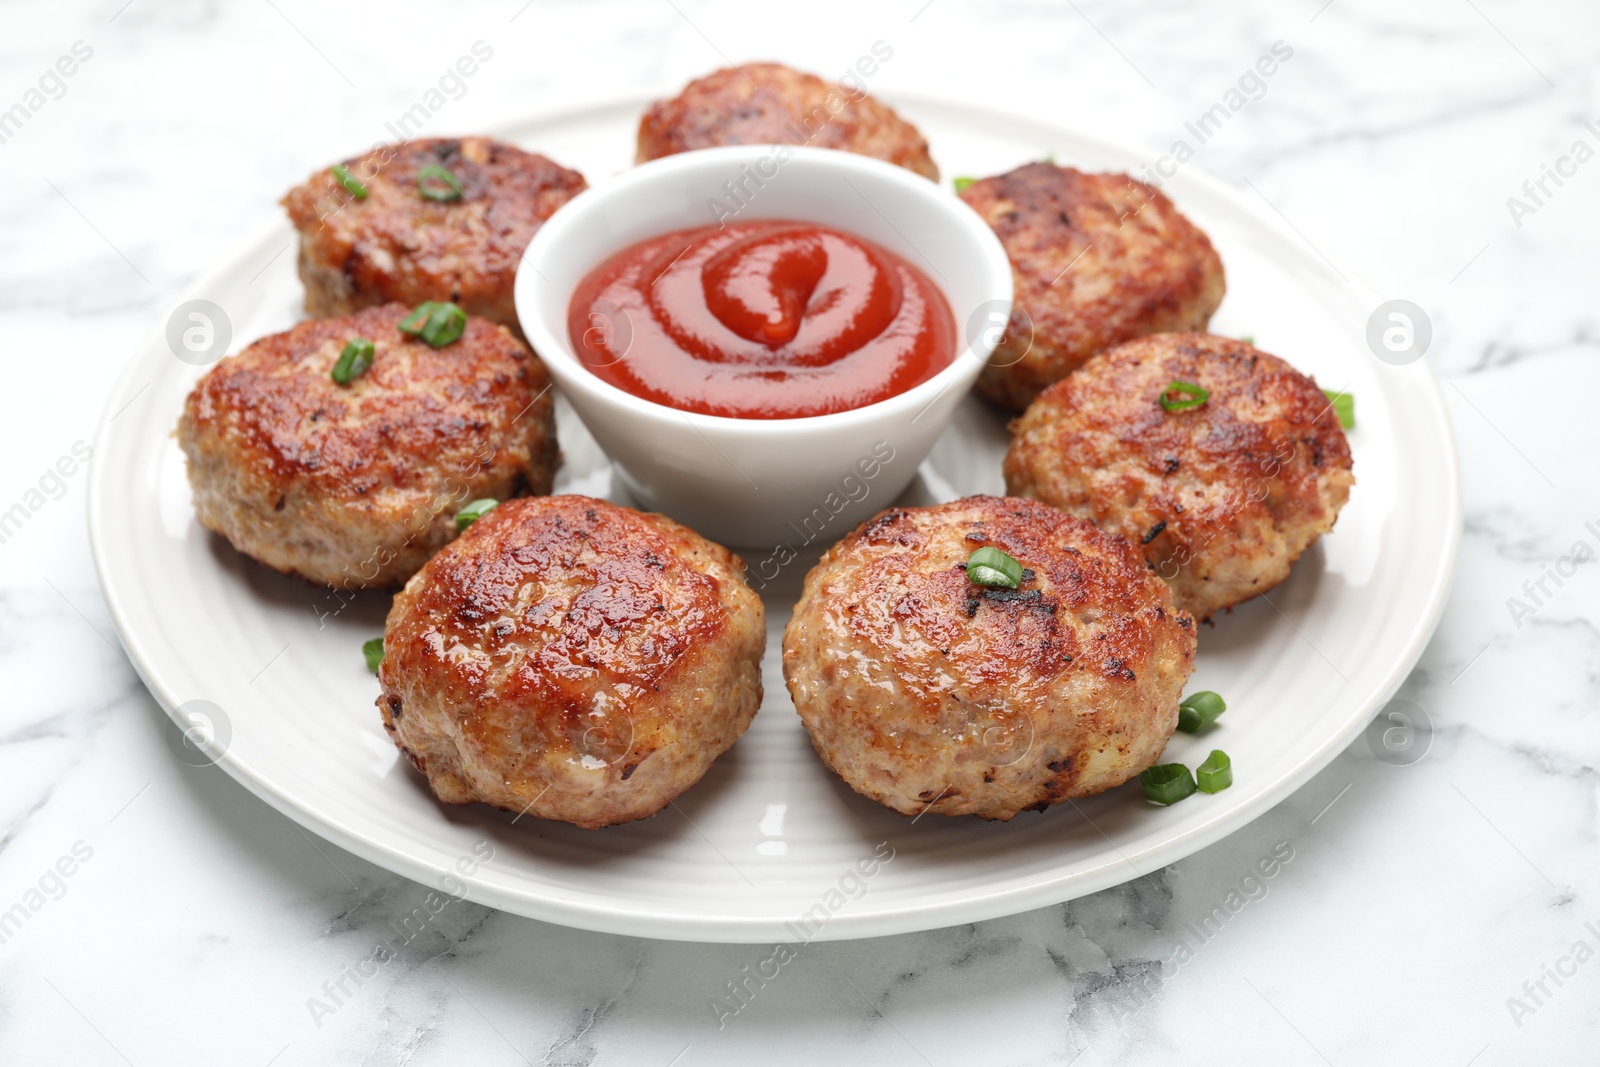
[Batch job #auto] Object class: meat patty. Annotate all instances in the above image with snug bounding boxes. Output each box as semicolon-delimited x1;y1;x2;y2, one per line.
177;304;558;589
378;495;765;829
637;62;939;180
783;496;1196;820
959;163;1226;410
1004;333;1354;619
281;137;587;331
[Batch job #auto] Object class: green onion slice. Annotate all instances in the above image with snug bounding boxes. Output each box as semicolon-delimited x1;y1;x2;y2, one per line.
1239;334;1255;345
1141;763;1197;805
1323;388;1355;430
330;163;367;200
1160;380;1209;411
416;163;463;202
330;337;375;384
1197;750;1233;793
1176;690;1226;733
398;301;468;347
966;546;1023;589
455;498;499;530
953;176;977;194
362;637;384;673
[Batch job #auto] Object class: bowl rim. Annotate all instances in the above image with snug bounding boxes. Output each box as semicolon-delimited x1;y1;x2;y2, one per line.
513;143;1014;435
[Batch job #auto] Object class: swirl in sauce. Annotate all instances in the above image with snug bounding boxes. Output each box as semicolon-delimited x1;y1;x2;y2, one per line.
568;220;956;418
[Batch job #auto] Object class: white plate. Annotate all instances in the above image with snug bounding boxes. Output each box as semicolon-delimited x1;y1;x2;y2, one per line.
88;95;1460;943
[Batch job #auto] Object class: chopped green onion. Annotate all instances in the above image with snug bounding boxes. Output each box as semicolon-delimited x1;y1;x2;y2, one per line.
416;163;464;202
455;498;499;530
1323;388;1355;430
1141;763;1197;805
330;337;375;384
397;303;432;334
330;163;367;200
966;546;1023;589
952;176;977;194
1197;750;1232;793
363;637;384;673
1176;690;1226;734
1160;380;1209;412
398;301;467;347
1239;334;1255;345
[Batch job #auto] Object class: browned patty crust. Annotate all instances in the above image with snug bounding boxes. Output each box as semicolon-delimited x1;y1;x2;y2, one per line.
960;163;1226;409
378;495;765;829
637;62;939;180
1004;333;1354;619
281;137;587;330
783;496;1196;820
177;304;558;590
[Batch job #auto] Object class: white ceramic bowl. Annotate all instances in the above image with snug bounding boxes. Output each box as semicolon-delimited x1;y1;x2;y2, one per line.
514;145;1013;547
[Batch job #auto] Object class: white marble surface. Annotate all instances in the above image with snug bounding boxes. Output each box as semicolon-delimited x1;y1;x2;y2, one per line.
1;0;1596;1062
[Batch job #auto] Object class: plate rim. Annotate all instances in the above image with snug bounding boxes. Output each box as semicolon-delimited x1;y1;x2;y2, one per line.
87;90;1463;942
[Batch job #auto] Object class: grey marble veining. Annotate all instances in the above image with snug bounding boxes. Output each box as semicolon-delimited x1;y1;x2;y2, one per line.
1;0;1597;1063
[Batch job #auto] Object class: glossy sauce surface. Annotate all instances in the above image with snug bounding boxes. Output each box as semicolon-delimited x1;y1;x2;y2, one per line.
568;221;956;418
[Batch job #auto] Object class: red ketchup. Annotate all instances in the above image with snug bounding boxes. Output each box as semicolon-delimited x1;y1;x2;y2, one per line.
568;220;956;419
